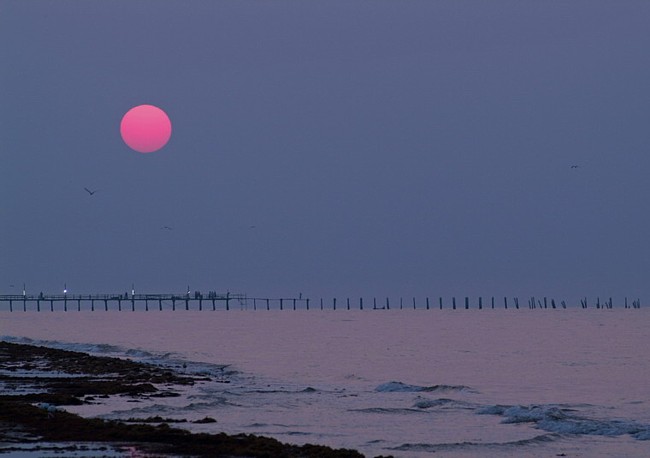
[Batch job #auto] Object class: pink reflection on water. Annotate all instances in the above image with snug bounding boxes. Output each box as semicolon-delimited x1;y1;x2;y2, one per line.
2;309;649;457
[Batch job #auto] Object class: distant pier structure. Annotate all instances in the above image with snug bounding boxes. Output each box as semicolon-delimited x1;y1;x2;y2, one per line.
0;293;642;312
0;292;253;312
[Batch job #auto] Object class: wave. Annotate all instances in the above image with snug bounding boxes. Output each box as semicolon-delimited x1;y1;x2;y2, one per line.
282;431;312;436
244;422;269;428
375;381;471;393
478;404;650;441
242;387;320;395
349;407;427;415
390;433;560;452
105;397;231;418
412;397;474;410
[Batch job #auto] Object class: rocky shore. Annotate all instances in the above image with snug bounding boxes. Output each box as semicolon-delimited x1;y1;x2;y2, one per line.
0;341;368;457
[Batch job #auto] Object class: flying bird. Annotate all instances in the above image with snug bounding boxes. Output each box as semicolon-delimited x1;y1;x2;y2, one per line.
84;187;98;195
161;226;173;230
570;165;580;169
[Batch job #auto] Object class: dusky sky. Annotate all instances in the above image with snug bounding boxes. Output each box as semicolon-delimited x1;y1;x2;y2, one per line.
2;1;649;302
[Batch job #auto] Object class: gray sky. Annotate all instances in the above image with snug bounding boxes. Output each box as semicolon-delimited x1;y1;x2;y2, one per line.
2;1;649;303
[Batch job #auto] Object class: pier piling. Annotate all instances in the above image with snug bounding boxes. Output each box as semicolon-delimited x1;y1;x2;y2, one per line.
0;293;642;312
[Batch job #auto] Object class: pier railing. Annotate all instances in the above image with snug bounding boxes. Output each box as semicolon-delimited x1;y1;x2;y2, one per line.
0;294;641;312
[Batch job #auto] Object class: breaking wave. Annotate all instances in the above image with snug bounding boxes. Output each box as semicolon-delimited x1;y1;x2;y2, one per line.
390;433;560;452
412;397;474;410
375;381;471;393
104;397;231;418
478;404;650;440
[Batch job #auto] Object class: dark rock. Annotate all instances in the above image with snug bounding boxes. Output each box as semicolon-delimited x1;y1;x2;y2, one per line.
0;341;365;457
193;417;217;424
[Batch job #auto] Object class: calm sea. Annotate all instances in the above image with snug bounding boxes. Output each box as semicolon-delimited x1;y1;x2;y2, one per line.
2;309;649;457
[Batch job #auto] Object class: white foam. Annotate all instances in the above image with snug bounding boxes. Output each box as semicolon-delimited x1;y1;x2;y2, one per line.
479;404;650;441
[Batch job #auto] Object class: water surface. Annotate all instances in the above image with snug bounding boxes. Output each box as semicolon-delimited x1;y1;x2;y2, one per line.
2;309;649;457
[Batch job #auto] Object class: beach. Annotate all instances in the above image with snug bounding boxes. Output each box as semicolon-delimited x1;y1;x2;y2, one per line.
0;340;364;457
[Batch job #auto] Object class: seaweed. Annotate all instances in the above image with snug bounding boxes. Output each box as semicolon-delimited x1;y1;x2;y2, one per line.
0;341;365;457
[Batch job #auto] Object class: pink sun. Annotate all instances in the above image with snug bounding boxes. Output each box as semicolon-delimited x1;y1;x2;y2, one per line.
120;104;172;153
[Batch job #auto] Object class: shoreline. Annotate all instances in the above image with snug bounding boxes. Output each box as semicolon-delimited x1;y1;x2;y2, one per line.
0;341;369;457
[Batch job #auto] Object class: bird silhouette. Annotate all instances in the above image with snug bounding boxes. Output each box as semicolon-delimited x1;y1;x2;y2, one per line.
570;165;580;169
84;187;98;195
161;226;173;230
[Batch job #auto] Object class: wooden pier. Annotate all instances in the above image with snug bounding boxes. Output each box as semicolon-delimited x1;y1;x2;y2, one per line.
0;293;641;312
0;292;251;312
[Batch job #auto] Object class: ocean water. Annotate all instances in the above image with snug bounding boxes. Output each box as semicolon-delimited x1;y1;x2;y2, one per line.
2;309;650;457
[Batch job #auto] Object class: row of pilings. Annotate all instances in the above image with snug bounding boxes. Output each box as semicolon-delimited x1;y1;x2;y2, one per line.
0;294;642;312
307;296;641;310
579;297;641;309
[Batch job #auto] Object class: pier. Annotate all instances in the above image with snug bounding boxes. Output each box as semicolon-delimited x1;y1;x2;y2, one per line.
0;292;250;312
0;293;641;312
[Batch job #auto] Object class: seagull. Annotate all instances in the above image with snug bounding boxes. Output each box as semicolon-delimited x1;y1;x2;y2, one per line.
249;225;257;229
161;226;173;230
570;165;580;169
84;187;98;195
